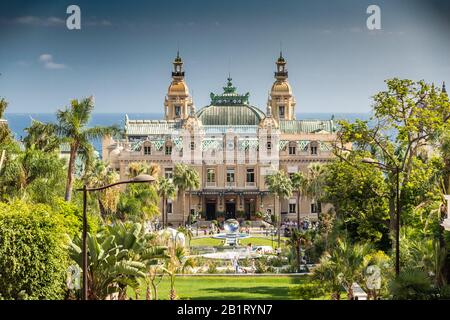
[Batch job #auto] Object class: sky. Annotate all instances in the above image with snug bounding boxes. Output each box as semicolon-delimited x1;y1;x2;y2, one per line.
0;0;449;114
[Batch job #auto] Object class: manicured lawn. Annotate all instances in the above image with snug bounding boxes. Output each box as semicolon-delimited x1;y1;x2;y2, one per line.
189;236;288;248
144;275;326;300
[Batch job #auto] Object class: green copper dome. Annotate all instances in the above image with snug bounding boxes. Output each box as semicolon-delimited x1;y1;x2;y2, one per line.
196;77;265;126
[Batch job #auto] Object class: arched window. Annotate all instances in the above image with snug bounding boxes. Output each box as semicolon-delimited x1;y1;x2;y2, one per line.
288;142;296;155
143;142;151;155
310;141;319;155
165;141;173;155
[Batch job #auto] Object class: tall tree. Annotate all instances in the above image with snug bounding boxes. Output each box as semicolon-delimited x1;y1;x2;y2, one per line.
0;98;7;119
306;163;327;217
290;171;307;229
0;148;65;202
84;159;120;219
337;79;450;239
157;177;177;228
173;164;200;225
56;97;119;201
265;170;293;248
322;153;390;249
23;120;60;152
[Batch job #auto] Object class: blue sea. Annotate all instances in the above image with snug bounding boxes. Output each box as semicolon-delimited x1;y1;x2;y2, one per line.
4;112;370;153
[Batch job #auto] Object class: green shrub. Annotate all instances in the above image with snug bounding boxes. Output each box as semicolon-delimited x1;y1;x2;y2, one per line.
289;281;325;300
389;269;435;300
53;198;100;237
0;201;70;299
207;262;218;274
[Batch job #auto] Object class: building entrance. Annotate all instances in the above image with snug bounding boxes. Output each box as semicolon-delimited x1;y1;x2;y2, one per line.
206;202;216;220
225;202;236;219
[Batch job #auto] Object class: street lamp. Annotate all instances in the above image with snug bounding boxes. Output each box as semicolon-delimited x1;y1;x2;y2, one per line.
76;173;156;300
362;158;401;277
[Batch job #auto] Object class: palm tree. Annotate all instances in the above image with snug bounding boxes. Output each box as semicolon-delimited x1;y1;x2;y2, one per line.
336;239;370;299
157;177;177;228
56;97;119;201
288;229;313;272
313;254;343;300
162;244;195;300
0;98;7;119
23;119;60;153
290;171;307;229
306;163;327;218
315;238;370;300
265;170;293;248
173;164;200;225
177;226;194;247
84;159;120;219
0;148;65;201
127;161;160;178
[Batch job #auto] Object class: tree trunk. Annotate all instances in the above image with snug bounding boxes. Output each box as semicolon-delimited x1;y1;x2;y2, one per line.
146;283;152;300
276;195;281;248
181;189;186;226
162;196;166;228
169;277;176;300
166;198;169;228
188;188;192;226
98;198;106;220
297;241;301;272
64;144;78;201
388;193;396;247
297;191;301;230
151;280;158;300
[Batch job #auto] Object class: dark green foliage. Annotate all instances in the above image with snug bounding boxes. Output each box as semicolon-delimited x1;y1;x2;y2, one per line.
289;281;325;300
323;154;390;250
389;269;435;300
0;201;70;299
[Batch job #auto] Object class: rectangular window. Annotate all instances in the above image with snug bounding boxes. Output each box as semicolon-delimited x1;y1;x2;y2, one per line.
190;142;195;150
311;146;318;155
311;202;322;214
246;168;255;183
165;145;172;155
226;168;235;183
167;201;173;214
165;168;173;179
289;203;296;214
207;168;216;183
289;146;296;155
267;141;272;150
279;105;285;118
175;106;181;116
144;146;151;155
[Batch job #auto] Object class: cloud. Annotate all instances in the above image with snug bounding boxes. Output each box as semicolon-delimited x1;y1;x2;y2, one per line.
84;19;112;27
38;54;67;70
3;16;112;28
15;16;65;27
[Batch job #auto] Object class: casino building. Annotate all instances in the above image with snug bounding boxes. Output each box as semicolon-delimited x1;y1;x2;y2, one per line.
102;52;339;226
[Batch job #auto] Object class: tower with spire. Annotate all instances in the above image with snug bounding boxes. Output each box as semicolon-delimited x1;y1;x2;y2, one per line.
268;51;296;122
164;51;192;120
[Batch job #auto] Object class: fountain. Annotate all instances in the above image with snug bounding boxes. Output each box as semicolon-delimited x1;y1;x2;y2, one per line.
212;219;250;246
198;219;269;261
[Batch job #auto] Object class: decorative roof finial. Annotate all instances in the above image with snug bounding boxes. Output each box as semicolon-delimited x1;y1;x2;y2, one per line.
267;104;272;117
174;47;182;63
190;91;196;116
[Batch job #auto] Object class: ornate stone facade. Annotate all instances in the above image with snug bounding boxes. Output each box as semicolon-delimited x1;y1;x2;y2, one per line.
102;52;340;226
